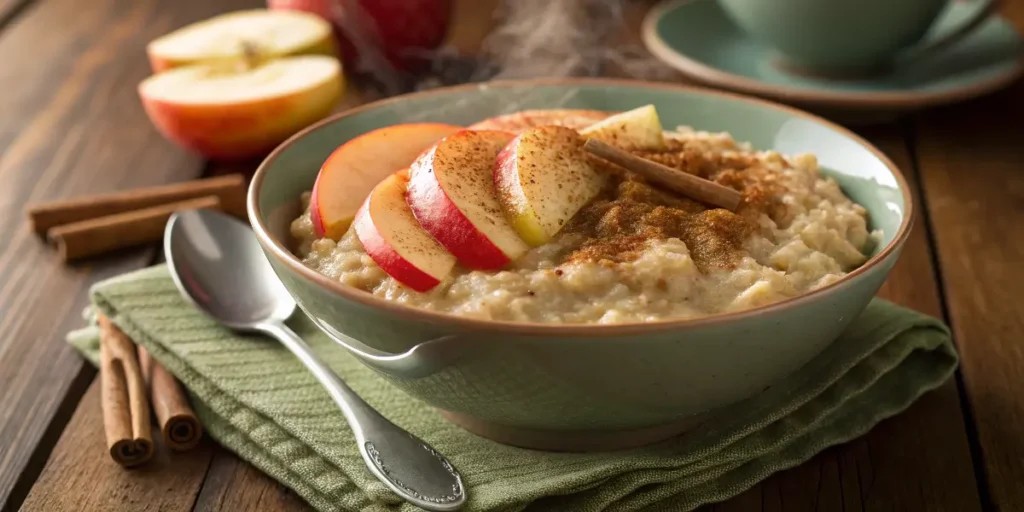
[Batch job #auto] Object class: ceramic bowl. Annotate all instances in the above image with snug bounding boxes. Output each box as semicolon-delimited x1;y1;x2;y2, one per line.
248;78;912;451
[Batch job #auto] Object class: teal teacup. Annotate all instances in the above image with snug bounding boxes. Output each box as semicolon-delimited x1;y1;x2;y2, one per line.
716;0;1001;77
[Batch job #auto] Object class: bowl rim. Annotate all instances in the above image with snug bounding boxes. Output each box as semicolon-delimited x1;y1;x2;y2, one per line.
248;77;914;337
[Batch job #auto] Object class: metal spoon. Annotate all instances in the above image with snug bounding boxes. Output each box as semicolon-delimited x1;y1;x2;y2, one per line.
164;208;465;511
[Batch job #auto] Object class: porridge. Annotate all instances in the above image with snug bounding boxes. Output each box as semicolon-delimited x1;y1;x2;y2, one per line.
291;107;878;324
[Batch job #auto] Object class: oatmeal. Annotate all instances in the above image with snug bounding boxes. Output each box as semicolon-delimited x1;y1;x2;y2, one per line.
291;120;878;324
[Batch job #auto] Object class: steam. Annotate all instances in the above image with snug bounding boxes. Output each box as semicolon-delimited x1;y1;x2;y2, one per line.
335;0;676;102
477;0;675;82
396;85;584;124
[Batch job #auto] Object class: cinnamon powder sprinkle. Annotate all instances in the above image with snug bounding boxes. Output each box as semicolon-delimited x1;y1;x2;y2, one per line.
563;140;788;271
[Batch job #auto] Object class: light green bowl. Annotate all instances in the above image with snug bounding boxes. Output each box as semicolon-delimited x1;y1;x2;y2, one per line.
248;78;912;451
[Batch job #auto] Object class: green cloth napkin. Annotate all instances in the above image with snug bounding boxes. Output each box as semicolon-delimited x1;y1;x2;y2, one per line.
69;265;957;512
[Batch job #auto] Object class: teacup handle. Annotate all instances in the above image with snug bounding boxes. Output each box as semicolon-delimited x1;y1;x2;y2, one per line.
899;0;1002;63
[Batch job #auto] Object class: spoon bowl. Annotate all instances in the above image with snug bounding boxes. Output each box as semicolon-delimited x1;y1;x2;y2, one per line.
165;206;295;329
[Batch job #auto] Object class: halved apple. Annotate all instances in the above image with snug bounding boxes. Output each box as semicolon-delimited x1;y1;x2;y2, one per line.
494;126;607;246
407;129;529;270
309;123;462;240
353;170;456;292
146;9;337;73
468;109;610;133
579;104;666;150
139;55;343;160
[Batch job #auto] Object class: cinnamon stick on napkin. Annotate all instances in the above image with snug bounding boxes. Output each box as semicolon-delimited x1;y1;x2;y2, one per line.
98;314;203;466
138;346;203;451
98;314;154;467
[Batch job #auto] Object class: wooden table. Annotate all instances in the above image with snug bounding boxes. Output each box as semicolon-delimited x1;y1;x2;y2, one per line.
1;0;1021;510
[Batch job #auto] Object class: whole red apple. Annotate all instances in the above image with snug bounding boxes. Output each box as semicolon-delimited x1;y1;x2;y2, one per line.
268;0;451;72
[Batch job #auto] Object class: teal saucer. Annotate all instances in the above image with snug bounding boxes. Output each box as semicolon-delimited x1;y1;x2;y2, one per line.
642;0;1023;121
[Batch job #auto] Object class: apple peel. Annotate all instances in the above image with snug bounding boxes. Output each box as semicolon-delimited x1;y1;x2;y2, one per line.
495;126;606;247
354;171;456;292
407;129;528;270
309;122;462;240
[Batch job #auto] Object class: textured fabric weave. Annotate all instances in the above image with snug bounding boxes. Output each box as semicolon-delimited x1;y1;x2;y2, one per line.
69;265;957;512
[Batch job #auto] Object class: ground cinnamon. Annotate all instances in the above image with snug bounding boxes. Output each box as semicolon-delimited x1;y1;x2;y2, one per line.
137;346;202;451
98;314;154;467
584;139;743;211
47;195;222;261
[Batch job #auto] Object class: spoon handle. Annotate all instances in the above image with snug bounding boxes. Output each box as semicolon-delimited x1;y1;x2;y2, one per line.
258;321;466;511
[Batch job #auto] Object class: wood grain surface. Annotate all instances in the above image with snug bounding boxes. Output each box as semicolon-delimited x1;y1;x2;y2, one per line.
0;0;258;508
19;382;216;511
192;450;309;512
6;0;1024;510
0;0;29;27
915;83;1024;510
909;4;1024;508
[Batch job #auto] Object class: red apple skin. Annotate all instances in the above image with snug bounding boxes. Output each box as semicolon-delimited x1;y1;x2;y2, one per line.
308;122;462;239
309;176;330;238
353;170;455;292
267;0;451;72
139;72;342;160
406;130;520;270
353;198;440;293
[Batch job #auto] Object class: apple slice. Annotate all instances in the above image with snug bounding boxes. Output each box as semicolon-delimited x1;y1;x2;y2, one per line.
579;104;666;150
354;171;456;292
468;109;610;133
407;129;529;270
147;9;337;73
139;55;342;160
495;126;607;246
310;123;462;240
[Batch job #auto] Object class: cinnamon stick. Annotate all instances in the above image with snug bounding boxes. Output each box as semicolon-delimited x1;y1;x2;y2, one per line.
98;314;154;467
584;138;743;211
27;174;246;235
47;195;222;262
138;345;203;451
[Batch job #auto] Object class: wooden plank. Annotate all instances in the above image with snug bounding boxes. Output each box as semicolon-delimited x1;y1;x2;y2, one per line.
0;0;259;508
914;67;1024;512
20;381;216;512
910;3;1024;508
192;450;309;512
712;125;982;511
0;0;31;29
